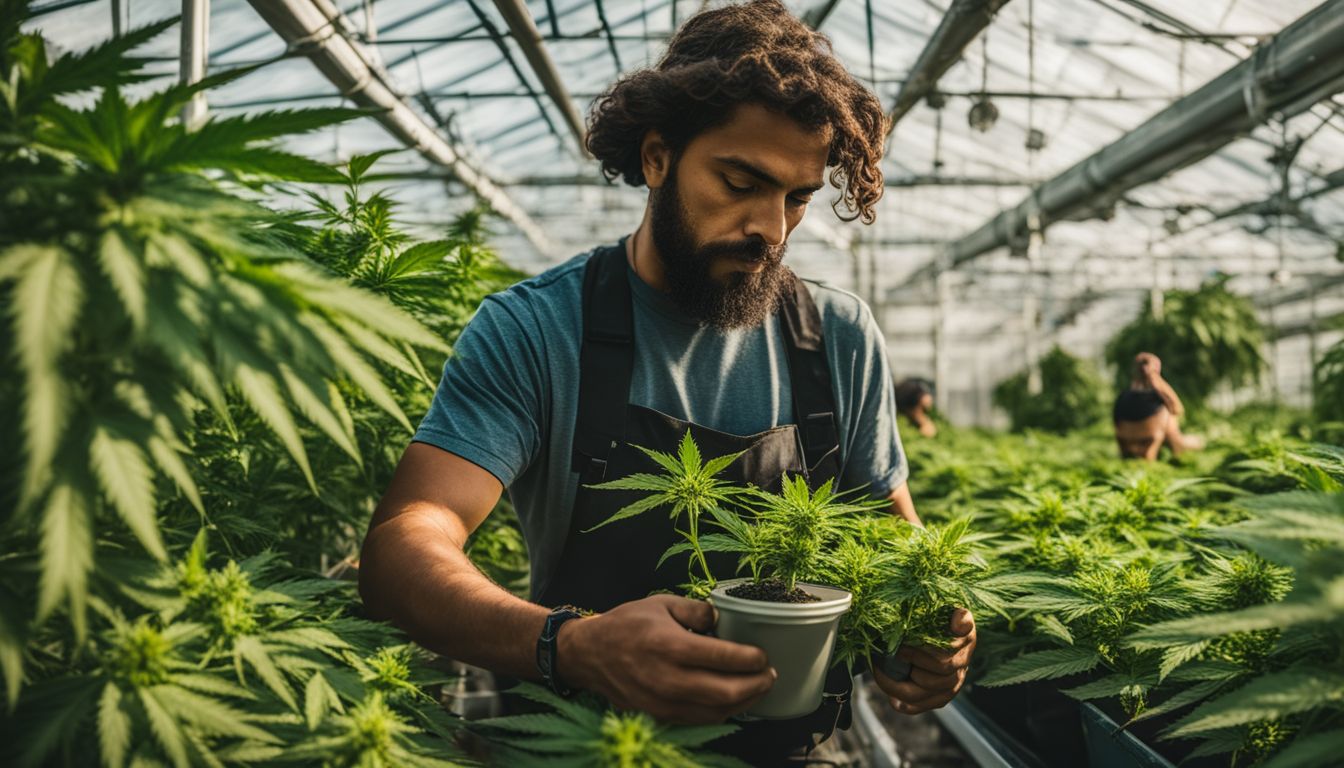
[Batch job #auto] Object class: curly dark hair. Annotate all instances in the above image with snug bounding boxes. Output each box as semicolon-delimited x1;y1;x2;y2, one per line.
585;0;888;224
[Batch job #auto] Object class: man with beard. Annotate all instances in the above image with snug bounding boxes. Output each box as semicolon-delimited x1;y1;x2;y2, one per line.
358;1;976;763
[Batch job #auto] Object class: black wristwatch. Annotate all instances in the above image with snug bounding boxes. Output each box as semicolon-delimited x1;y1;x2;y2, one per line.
536;605;587;697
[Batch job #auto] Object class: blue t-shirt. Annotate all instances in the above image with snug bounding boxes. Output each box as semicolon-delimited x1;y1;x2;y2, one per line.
414;242;908;599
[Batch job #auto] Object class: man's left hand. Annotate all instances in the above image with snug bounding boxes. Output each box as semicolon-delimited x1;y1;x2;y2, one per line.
874;608;976;715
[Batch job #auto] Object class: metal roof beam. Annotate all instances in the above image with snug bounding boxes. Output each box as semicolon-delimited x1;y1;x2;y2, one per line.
246;0;553;257
490;0;589;157
885;0;1012;136
802;0;843;30
897;0;1344;291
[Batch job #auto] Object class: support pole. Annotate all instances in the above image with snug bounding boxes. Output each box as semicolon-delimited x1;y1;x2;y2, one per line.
933;266;950;413
180;0;209;130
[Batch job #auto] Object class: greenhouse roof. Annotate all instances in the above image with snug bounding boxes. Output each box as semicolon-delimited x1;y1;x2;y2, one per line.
25;0;1344;414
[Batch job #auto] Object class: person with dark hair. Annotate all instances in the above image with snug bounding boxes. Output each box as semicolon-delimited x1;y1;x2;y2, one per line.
895;377;938;438
358;2;974;764
1114;352;1206;460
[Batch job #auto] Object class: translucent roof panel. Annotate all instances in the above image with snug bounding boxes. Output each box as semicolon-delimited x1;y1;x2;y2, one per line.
24;0;1344;422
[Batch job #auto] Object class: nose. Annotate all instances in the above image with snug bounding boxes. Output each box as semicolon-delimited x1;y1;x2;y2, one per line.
743;196;788;247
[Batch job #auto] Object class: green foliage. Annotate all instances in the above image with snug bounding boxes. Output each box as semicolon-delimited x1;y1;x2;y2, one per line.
0;9;513;766
589;433;1013;671
477;683;750;768
992;346;1110;434
587;432;752;593
1105;278;1265;407
909;421;1344;765
0;13;443;637
1313;336;1344;428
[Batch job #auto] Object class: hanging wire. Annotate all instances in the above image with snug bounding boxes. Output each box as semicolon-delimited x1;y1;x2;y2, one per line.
865;0;877;89
1026;0;1035;139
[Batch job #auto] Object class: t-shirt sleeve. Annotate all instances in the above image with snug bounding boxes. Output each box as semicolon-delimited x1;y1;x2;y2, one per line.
835;300;909;498
412;294;545;487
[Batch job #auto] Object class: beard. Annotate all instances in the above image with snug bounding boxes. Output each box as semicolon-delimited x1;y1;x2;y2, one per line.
648;167;791;330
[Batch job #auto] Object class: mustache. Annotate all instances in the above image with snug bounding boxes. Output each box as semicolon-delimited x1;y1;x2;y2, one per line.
696;239;786;265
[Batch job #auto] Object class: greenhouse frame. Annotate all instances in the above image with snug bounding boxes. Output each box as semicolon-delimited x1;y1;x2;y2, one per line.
3;0;1344;766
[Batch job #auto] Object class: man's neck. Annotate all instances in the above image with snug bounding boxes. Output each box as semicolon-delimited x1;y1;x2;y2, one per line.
628;210;670;292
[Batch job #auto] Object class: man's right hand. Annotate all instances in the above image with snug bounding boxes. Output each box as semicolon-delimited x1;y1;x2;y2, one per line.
557;594;776;724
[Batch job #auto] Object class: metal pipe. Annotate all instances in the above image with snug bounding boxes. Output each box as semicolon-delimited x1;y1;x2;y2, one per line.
490;0;589;156
924;0;1344;279
245;0;553;257
885;0;1012;135
802;0;843;30
180;0;210;130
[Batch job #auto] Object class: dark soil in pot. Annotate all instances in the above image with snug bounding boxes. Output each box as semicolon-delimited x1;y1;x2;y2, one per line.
725;578;820;603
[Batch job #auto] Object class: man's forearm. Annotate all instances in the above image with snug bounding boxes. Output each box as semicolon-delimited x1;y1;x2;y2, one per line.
888;482;921;526
359;506;547;680
1152;377;1185;417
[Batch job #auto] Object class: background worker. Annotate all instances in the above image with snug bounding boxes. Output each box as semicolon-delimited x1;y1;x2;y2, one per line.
895;377;938;438
1113;352;1206;460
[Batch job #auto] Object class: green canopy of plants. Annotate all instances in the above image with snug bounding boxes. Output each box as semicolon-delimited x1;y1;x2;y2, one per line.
0;6;522;764
1313;334;1344;427
992;346;1110;434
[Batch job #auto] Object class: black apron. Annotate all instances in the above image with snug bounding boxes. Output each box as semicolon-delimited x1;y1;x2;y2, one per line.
535;243;853;765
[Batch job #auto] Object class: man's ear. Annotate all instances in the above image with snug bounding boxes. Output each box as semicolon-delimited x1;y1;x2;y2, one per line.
640;130;673;189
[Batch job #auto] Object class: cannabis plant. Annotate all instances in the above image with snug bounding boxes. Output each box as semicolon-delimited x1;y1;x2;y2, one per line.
167;152;522;570
587;432;752;593
1125;491;1343;766
1105;277;1265;407
0;8;443;644
0;7;495;765
980;559;1195;717
1314;336;1344;428
476;683;749;768
992;346;1110;434
0;529;468;767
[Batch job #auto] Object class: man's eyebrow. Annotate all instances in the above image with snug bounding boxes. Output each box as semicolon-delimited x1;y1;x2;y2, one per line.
716;156;825;193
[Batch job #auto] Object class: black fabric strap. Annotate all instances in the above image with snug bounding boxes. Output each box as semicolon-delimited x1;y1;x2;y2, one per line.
779;276;840;472
571;248;839;481
571;245;635;484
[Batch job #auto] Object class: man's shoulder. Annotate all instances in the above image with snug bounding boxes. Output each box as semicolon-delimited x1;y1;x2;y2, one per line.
800;276;874;331
494;249;592;305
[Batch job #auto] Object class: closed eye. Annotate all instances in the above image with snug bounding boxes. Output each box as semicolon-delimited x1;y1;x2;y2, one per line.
723;175;754;194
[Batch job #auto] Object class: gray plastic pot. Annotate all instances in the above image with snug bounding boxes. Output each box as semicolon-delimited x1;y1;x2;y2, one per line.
707;578;852;719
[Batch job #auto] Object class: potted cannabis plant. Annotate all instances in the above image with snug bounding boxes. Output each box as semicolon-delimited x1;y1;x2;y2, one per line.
588;433;1009;719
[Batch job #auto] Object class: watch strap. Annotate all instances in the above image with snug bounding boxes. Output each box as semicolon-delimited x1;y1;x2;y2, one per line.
536;605;587;697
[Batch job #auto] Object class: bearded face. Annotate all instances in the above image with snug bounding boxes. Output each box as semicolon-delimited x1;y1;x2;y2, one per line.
648;162;792;331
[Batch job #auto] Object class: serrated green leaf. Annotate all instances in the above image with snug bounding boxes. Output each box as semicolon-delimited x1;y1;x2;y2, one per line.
1164;670;1344;737
235;636;297;710
233;363;314;491
139;687;190;768
978;647;1102;687
98;683;131;768
98;228;146;330
37;480;92;633
90;422;165;560
152;684;280;743
9;244;80;505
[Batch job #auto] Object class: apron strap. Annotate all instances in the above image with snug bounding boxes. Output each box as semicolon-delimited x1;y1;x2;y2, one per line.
779;275;841;477
571;244;635;484
571;248;840;485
